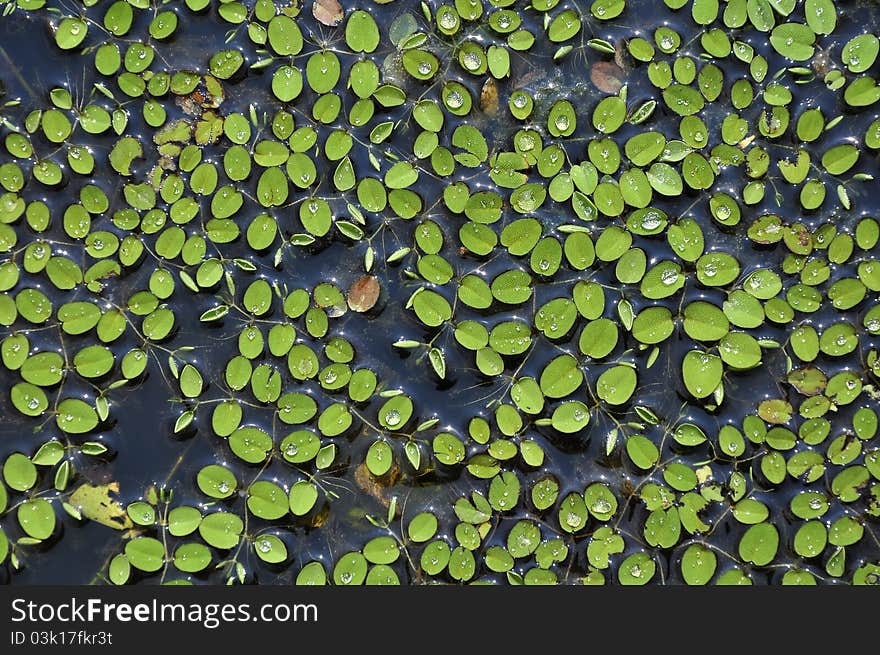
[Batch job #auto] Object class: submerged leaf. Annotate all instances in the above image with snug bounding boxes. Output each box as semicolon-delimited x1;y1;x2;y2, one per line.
479;78;500;116
347;275;380;312
591;61;626;94
313;0;344;27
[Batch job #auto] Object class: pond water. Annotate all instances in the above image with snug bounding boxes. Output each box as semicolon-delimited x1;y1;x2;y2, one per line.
1;0;879;585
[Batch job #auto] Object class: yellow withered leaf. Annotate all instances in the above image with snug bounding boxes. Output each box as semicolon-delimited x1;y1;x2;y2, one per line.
69;482;133;531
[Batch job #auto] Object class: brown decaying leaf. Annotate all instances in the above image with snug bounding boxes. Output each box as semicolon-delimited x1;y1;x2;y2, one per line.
479;78;499;116
347;274;380;312
354;462;400;507
590;61;626;94
312;0;344;27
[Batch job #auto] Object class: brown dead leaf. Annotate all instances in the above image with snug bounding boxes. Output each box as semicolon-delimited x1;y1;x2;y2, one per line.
309;504;330;528
479;78;499;116
175;94;202;118
354;462;400;507
347;274;380;312
312;0;344;26
590;61;626;94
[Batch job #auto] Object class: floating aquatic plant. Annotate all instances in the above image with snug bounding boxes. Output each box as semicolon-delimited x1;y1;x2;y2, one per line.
0;0;879;585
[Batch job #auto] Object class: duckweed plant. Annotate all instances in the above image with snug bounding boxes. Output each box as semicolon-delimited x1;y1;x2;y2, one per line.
0;0;879;585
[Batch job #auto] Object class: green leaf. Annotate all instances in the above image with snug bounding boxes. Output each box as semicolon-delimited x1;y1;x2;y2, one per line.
662;85;705;116
682;351;723;398
681;544;717;584
626;435;659;469
56;398;100;434
770;23;816;61
198;512;243;549
109;137;143;176
738;522;779;566
346;10;380;52
3;453;37;491
247;481;289;520
804;0;836;35
539;355;583;399
55;18;88;50
596;365;637;405
18;499;55;540
366;440;393;476
618;552;655;584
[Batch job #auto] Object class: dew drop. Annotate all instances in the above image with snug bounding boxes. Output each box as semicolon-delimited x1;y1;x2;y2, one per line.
439;12;457;29
384;409;401;427
660;269;680;286
641;213;662;231
462;52;481;71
